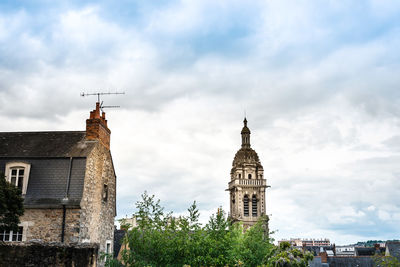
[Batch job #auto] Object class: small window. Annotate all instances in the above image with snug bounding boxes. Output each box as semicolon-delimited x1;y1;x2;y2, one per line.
0;227;23;242
103;184;108;201
10;168;24;191
248;174;252;179
238;173;241;179
105;240;112;261
5;162;31;195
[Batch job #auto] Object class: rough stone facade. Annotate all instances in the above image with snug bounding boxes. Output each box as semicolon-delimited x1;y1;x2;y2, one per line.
228;118;268;229
19;208;80;243
79;142;116;253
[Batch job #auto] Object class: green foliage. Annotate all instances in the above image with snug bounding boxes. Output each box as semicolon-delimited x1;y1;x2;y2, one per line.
266;241;313;267
372;254;400;267
112;191;274;267
101;253;124;267
0;172;24;231
239;217;274;266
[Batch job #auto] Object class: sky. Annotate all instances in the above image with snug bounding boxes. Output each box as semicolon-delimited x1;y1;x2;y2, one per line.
1;0;400;245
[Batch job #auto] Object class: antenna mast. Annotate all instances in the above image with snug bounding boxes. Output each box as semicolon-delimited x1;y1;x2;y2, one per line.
81;91;125;111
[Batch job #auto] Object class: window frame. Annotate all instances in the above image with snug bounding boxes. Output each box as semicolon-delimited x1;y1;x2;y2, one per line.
5;162;31;195
0;226;24;242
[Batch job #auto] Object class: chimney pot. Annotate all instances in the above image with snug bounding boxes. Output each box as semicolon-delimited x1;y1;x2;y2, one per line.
86;102;111;149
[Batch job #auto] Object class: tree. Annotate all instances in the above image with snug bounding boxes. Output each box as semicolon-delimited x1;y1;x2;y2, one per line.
114;191;275;267
266;241;314;267
372;254;400;267
0;172;24;231
239;217;274;266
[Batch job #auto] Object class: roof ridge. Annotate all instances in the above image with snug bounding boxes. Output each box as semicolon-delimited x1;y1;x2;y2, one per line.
0;130;86;134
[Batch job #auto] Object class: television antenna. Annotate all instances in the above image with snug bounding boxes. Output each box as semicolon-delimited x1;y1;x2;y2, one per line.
81;91;125;111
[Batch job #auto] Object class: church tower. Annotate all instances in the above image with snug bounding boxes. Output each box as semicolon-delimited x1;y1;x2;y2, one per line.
228;118;267;229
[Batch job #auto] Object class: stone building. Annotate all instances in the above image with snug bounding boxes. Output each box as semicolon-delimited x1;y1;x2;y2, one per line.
278;238;331;247
0;102;116;256
227;118;268;229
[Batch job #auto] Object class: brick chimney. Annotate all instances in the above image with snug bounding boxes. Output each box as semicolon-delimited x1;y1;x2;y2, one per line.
86;102;111;149
374;243;381;255
319;251;328;263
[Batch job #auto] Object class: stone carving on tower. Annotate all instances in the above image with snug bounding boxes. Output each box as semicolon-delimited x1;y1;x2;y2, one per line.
227;118;268;229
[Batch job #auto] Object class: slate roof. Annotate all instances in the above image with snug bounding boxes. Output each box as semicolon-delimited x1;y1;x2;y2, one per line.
0;131;97;208
113;229;126;258
310;256;374;267
0;131;96;158
386;242;400;261
355;247;385;256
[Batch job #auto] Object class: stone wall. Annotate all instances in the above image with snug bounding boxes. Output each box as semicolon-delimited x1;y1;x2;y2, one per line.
20;208;81;243
79;142;116;254
0;241;98;267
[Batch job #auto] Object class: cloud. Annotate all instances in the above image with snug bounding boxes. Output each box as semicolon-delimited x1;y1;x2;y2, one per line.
0;0;400;245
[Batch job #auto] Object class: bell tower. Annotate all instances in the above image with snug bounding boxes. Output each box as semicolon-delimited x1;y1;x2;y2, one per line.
227;118;268;229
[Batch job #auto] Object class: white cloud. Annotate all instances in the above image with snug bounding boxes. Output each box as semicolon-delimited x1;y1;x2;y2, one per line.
0;1;400;245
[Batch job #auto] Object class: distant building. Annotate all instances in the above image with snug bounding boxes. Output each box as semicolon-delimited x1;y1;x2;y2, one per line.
227;118;268;229
335;245;355;256
119;216;138;229
279;238;331;247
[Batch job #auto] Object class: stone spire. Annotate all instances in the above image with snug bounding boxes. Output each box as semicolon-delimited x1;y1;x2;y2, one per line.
228;118;267;230
241;117;251;148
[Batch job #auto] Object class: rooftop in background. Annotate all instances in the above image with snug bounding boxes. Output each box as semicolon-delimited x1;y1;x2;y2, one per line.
279;238;330;247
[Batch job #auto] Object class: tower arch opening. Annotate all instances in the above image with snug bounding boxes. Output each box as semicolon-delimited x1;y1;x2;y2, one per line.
243;195;249;217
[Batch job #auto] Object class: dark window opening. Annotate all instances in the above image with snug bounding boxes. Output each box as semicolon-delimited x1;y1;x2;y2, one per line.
252;195;257;217
103;184;108;201
248;174;252;179
243;195;249;217
238;173;241;178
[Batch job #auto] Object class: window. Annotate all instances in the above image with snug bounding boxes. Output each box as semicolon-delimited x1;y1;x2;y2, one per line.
5;162;31;195
238;173;241;179
243;195;249;217
10;168;24;191
0;227;23;242
248;174;252;179
105;240;112;259
252;195;257;217
103;184;108;201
